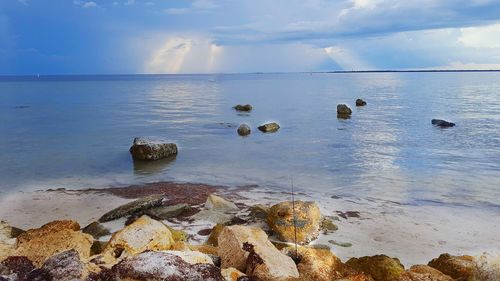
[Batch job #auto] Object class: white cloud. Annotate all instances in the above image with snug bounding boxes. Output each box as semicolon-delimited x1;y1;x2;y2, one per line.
192;0;218;10
17;0;28;6
164;8;189;15
73;0;97;8
324;46;373;70
459;23;500;48
124;0;135;6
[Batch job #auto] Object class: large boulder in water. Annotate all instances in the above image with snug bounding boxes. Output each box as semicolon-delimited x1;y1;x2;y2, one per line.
267;201;322;244
233;104;253;112
427;254;475;281
129;137;178;161
258;122;280;133
218;225;299;281
431;119;455;128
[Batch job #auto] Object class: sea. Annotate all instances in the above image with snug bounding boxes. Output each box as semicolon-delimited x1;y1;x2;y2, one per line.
1;72;500;213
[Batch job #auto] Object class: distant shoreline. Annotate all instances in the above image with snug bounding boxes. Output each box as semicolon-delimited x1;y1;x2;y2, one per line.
1;69;500;78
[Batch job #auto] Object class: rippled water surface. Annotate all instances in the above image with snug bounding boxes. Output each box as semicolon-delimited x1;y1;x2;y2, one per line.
1;73;500;210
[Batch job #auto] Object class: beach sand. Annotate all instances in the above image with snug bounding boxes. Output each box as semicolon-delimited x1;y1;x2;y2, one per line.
0;182;499;267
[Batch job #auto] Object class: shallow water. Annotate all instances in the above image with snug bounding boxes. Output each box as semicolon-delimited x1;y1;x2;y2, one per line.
1;72;500;212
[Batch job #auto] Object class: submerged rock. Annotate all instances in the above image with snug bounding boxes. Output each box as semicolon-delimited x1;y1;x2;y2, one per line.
98;194;165;222
129;137;178;161
267;201;322;244
337;104;353;118
109;251;224;281
431;119;455;128
346;254;406;281
233;104;253;112
14;220;93;266
103;215;174;258
82;221;110;239
356;99;367;106
427;253;475;281
258;122;280;133
237;123;251;136
218;225;299;281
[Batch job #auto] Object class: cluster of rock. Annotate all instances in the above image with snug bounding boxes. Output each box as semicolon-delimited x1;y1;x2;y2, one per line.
2;193;495;281
233;104;280;136
337;98;366;119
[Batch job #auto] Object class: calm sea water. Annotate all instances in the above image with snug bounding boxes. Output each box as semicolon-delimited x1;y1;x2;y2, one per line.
1;73;500;211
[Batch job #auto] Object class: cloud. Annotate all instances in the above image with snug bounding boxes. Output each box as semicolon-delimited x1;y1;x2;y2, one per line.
124;0;135;6
459;23;500;48
324;46;373;70
17;0;28;6
192;0;218;10
164;8;190;15
73;1;97;8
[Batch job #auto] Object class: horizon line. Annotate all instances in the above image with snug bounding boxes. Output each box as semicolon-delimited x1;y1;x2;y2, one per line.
1;69;500;77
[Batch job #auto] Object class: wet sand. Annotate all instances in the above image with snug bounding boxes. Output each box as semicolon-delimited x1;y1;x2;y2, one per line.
0;181;499;267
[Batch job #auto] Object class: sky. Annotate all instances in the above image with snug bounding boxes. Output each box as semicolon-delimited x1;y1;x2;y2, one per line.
1;0;500;74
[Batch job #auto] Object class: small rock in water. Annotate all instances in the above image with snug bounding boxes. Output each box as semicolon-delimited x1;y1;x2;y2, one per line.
258;122;280;133
432;119;455;128
237;123;251;136
328;240;352;247
321;217;338;234
337;104;352;118
356;98;367;106
233;104;253;112
129;137;178;161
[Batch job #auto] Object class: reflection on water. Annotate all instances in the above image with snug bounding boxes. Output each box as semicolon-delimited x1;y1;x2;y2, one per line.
0;73;499;211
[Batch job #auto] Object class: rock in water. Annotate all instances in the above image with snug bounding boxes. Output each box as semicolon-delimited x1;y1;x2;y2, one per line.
337;104;352;118
346;254;406;281
106;251;224;281
144;203;189;220
233;104;253;112
267;201;322;244
98;194;165;222
258;122;280;133
103;215;174;258
14;220;93;266
218;225;299;281
431;119;455;128
129;137;178;161
428;254;476;281
237;123;251;136
356;99;367;106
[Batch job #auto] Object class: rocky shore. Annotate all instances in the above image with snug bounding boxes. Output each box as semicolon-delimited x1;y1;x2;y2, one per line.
1;182;499;281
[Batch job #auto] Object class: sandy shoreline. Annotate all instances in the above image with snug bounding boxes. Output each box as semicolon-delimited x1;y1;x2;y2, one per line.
1;181;499;267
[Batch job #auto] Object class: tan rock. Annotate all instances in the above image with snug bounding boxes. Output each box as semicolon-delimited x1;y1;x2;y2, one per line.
207;224;225;246
164;250;214;265
13;220;93;266
206;194;239;212
0;221;18;261
428;253;476;281
267;201;322;244
103;215;173;258
218;225;299;281
221;267;247;281
346;255;406;281
281;246;346;281
397;265;454;281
